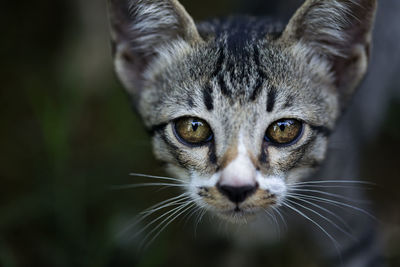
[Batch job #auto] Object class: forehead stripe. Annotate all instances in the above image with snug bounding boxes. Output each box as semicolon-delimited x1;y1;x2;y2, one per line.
211;47;231;97
266;86;277;112
212;48;225;77
283;94;295;109
203;84;214;111
250;77;263;101
218;74;231;96
250;47;268;101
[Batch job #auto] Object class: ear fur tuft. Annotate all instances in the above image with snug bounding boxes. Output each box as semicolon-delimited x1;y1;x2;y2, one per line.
281;0;377;106
108;0;202;97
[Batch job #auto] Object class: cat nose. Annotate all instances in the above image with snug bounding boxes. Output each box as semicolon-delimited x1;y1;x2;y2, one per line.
217;183;258;203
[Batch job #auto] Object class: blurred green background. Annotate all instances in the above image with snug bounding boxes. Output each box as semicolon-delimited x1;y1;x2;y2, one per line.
1;0;399;266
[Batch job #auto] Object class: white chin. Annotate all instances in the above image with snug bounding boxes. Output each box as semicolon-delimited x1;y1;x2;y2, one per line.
216;209;258;224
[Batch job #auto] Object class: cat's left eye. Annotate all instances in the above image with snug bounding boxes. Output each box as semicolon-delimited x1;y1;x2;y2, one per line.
174;117;213;146
265;119;303;146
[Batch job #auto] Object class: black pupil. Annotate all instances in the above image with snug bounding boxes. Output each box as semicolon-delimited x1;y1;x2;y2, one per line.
191;120;200;131
278;120;292;131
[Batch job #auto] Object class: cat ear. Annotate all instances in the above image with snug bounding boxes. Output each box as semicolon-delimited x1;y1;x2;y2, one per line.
108;0;202;97
281;0;377;105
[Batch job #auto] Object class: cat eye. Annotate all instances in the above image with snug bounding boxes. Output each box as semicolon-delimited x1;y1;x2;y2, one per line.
174;117;213;146
265;119;303;146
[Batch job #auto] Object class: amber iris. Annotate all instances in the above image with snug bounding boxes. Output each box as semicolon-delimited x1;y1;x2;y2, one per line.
174;117;212;145
265;119;302;145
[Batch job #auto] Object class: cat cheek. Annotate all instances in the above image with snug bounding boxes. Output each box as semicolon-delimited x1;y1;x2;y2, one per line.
257;175;287;203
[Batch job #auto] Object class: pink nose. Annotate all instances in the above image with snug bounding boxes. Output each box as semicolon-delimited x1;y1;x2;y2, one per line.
219;159;257;188
217;183;258;203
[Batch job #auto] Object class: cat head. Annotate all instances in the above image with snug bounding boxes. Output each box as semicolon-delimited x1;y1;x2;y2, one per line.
108;0;377;222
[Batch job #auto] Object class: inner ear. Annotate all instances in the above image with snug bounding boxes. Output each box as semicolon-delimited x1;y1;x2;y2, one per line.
108;0;203;97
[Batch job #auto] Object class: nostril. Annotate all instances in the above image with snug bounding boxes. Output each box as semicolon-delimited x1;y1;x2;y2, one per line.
217;183;258;203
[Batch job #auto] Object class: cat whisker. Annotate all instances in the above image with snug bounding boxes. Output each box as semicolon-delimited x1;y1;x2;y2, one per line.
141;192;189;213
287;194;352;232
182;204;202;227
283;201;341;256
285;198;356;241
118;193;189;237
286;193;376;220
289;180;375;186
110;182;188;190
194;208;207;237
287;188;369;204
271;206;288;231
262;208;273;220
263;208;281;238
129;173;188;184
288;184;371;189
140;196;192;216
136;201;194;244
138;204;191;251
141;201;198;250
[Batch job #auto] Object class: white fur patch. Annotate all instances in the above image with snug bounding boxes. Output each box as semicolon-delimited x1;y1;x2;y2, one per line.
257;175;287;205
219;135;257;187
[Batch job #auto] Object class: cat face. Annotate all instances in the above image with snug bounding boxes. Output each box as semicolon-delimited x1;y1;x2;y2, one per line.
108;0;377;222
139;40;338;221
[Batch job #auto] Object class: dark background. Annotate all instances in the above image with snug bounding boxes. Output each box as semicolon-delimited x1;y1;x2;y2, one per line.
1;0;399;266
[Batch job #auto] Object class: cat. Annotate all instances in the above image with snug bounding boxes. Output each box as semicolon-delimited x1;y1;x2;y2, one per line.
108;0;385;266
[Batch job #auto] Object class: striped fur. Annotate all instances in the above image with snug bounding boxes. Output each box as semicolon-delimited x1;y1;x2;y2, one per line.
108;0;382;266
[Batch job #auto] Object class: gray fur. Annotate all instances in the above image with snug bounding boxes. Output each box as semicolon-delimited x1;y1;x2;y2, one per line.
108;0;383;266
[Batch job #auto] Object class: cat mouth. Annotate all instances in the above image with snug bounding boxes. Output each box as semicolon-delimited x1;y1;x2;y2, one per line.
197;186;279;221
234;206;242;212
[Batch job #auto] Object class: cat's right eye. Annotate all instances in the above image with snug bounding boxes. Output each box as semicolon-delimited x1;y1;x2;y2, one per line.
173;117;213;146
